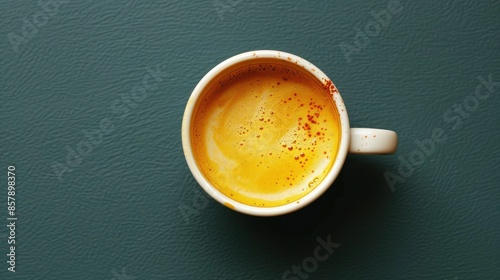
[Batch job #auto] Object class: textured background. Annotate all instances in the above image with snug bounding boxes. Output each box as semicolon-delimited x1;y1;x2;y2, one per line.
1;1;499;279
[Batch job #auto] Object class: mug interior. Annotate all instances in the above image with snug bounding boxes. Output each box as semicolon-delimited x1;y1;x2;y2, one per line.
182;50;350;216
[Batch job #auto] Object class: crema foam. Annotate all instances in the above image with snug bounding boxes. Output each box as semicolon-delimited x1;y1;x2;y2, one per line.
192;63;341;207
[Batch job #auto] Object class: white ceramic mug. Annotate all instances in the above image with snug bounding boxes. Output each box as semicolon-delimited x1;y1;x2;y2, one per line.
182;50;397;216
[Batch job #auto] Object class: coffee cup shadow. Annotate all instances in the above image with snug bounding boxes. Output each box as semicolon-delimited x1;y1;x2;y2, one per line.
269;156;391;235
211;156;393;258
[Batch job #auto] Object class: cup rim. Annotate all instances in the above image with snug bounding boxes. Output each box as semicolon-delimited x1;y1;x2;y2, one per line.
181;50;350;216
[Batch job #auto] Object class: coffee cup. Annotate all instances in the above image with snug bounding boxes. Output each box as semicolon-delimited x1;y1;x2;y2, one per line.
182;50;397;216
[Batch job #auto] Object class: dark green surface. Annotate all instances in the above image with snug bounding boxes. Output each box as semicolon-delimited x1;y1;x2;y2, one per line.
1;1;499;279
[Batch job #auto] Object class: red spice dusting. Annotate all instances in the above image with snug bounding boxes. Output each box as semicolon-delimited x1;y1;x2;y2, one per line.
307;115;317;124
323;79;338;94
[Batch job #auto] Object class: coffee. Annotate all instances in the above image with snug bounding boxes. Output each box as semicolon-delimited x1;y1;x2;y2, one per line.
191;62;341;207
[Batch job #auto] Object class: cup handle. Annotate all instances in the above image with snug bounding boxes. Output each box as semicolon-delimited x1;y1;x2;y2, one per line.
349;128;398;154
